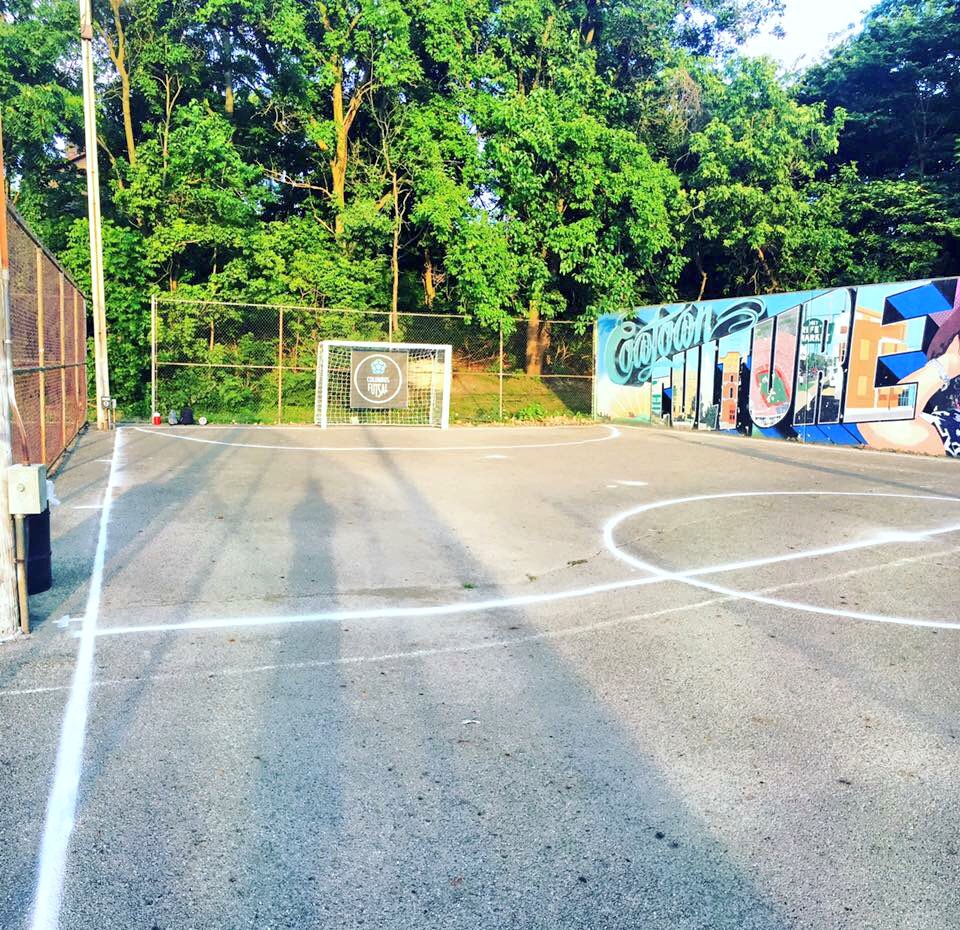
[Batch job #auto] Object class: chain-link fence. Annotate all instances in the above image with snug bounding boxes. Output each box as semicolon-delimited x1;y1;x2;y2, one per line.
152;298;596;423
6;205;88;468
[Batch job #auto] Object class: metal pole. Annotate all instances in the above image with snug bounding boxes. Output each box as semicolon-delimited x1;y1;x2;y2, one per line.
74;290;81;410
0;113;23;637
36;249;46;464
59;273;67;450
591;320;598;419
79;0;110;428
277;307;284;424
150;294;157;418
498;323;504;420
440;345;452;429
318;342;329;428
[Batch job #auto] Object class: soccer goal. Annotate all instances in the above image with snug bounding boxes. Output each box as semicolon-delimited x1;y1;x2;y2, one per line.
315;340;453;428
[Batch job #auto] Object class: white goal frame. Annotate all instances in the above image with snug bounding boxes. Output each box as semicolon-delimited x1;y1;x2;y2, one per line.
316;340;453;429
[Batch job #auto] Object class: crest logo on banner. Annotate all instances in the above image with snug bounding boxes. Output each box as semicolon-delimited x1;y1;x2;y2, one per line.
350;350;409;408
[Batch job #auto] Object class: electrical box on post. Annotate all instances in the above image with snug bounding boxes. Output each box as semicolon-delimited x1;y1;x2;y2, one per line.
7;464;48;515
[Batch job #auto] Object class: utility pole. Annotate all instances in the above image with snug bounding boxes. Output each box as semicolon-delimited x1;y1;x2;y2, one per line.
0;115;24;637
79;0;111;428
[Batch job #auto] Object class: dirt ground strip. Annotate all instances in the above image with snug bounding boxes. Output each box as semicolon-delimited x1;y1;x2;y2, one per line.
1;422;958;930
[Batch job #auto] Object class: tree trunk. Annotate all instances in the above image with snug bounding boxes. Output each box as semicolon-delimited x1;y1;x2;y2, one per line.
223;22;235;115
119;69;136;165
107;0;136;165
524;305;551;375
331;72;347;236
390;173;400;332
423;250;436;307
695;253;708;301
757;247;781;292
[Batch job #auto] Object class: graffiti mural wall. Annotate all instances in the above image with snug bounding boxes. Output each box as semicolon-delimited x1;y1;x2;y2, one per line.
596;278;960;457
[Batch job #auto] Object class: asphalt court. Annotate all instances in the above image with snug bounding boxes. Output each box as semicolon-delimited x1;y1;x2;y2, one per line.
2;422;959;930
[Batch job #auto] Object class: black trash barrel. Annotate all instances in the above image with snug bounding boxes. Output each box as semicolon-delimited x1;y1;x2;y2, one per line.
26;506;52;595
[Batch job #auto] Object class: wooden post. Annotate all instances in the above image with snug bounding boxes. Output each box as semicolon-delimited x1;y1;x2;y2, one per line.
60;273;67;449
277;307;284;424
0;114;24;637
36;248;46;465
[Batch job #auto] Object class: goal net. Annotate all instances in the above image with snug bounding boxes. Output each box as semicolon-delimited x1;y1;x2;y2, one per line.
315;340;452;428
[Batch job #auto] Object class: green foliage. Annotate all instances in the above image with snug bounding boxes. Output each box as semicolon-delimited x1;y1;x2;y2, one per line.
3;0;958;417
483;83;685;320
62;218;153;411
685;57;847;295
113;102;265;282
818;167;960;284
512;401;547;421
801;0;960;184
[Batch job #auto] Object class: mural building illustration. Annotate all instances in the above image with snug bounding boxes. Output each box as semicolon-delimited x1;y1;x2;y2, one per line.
596;278;960;457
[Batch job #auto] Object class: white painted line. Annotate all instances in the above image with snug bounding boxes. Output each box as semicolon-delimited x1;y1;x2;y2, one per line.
485;454;508;460
30;428;124;930
15;543;956;701
91;574;668;637
90;490;960;639
93;458;113;464
616;480;648;487
130;424;621;453
159;423;603;432
603;490;960;631
70;504;102;511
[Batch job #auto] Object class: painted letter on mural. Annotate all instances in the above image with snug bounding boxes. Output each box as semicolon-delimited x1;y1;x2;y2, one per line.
595;278;960;457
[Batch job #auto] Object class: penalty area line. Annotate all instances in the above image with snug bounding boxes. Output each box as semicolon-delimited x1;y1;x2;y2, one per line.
30;428;124;930
14;542;956;701
89;492;960;640
129;424;621;453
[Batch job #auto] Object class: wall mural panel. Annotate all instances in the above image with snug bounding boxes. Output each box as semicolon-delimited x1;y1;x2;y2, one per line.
596;277;960;458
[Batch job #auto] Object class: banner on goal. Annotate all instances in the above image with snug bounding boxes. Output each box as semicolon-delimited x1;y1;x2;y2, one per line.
350;349;409;409
316;340;452;428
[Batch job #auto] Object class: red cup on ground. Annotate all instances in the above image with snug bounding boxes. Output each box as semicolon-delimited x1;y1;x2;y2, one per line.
152;412;162;425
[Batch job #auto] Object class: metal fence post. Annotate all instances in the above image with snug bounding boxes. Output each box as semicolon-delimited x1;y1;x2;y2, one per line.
591;320;598;419
59;273;67;449
150;294;157;419
74;290;82;412
277;306;284;424
36;247;46;464
498;322;504;420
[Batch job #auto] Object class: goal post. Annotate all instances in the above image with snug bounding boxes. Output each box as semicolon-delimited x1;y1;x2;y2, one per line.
316;340;452;429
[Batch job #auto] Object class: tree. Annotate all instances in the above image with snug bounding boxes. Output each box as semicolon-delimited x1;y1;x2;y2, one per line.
0;0;83;245
112;101;265;289
801;1;960;185
684;58;846;297
820;166;960;284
